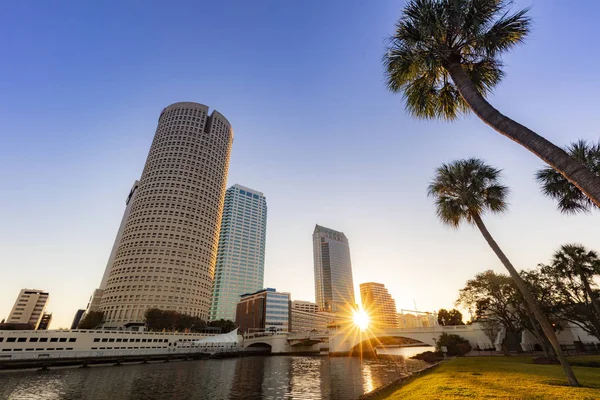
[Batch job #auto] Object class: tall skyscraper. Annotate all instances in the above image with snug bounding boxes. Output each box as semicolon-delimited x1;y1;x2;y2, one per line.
359;282;399;329
312;225;355;312
6;289;49;329
209;184;267;322
98;102;234;327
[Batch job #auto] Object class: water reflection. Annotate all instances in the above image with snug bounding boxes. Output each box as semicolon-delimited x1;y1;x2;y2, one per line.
0;355;430;400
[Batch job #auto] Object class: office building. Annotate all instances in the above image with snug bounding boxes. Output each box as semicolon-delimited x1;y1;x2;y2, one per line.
359;282;398;329
292;300;319;313
235;288;290;333
313;225;355;312
98;102;234;326
209;184;267;322
70;309;86;330
290;309;336;333
6;289;49;329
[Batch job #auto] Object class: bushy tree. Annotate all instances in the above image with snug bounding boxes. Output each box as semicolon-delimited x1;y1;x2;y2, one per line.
208;319;236;333
436;333;471;356
77;311;105;329
144;308;207;332
437;309;465;325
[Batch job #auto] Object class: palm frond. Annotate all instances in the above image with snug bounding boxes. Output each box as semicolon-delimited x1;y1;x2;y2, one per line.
384;0;531;120
428;158;508;227
535;140;600;214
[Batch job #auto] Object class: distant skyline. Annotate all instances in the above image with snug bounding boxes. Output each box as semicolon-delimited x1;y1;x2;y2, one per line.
1;1;599;328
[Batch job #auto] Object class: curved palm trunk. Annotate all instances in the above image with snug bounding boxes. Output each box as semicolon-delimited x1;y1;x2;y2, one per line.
447;63;600;209
472;214;579;386
526;311;551;357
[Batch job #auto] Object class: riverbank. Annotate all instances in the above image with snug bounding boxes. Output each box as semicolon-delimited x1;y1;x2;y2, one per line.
371;356;600;399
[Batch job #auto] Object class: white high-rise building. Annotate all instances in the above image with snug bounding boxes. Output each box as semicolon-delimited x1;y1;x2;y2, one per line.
6;289;49;329
209;184;267;321
313;225;355;312
98;102;233;326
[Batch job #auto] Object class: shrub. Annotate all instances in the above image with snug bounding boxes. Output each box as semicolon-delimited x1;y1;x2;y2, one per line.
436;333;472;356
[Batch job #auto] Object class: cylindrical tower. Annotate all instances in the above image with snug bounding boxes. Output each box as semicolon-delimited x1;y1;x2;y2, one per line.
99;102;233;326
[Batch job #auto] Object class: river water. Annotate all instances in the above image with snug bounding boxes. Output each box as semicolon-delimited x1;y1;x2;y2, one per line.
0;348;434;400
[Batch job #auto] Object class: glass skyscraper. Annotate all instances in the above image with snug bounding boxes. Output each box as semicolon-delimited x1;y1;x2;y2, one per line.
209;184;267;321
313;225;355;312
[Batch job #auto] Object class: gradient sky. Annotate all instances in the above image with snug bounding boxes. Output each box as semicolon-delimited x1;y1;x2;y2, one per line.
1;1;599;328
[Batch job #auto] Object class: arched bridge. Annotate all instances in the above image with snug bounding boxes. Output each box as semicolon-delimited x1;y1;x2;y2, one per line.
329;325;493;356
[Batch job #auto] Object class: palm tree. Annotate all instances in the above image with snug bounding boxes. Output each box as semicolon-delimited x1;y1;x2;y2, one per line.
536;140;600;214
384;0;600;209
551;244;600;320
428;158;579;386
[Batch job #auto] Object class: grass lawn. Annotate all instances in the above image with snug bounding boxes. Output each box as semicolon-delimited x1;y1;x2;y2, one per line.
375;356;600;400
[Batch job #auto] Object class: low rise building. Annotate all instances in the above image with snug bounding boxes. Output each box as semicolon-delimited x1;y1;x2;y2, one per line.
397;311;438;328
291;300;319;313
235;288;290;333
291;309;336;333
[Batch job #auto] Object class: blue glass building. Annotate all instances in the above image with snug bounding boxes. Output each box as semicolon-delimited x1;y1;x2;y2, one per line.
209;184;267;321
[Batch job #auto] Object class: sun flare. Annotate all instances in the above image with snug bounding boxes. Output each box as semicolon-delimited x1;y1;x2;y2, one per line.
353;308;370;331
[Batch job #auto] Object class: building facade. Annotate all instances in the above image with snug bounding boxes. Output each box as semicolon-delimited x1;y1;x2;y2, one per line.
6;289;49;329
397;311;438;328
37;313;52;330
291;300;319;313
359;282;398;329
98;102;234;327
313;225;355;312
235;288;290;333
209;184;267;322
290;309;336;333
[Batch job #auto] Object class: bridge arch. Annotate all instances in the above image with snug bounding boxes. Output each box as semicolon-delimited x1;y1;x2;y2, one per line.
350;335;434;353
244;342;272;353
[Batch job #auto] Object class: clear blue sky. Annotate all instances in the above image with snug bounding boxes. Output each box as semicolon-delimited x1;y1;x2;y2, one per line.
1;1;598;328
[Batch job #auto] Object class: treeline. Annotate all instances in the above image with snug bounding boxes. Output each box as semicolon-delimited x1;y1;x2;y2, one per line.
144;308;235;333
457;244;600;348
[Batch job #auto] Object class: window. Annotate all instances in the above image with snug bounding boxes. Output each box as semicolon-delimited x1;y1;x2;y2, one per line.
7;338;16;343
17;338;26;342
50;338;58;343
93;338;100;343
59;338;67;343
29;338;39;342
39;338;48;342
69;338;76;343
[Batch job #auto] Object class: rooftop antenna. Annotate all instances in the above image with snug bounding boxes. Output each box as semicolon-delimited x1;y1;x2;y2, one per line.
413;299;417;311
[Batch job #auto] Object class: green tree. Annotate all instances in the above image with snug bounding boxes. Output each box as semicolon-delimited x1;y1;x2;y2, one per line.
428;158;579;386
536;140;600;214
384;0;600;211
457;271;525;341
437;308;465;325
550;244;600;320
77;311;104;329
208;319;236;333
436;333;471;356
